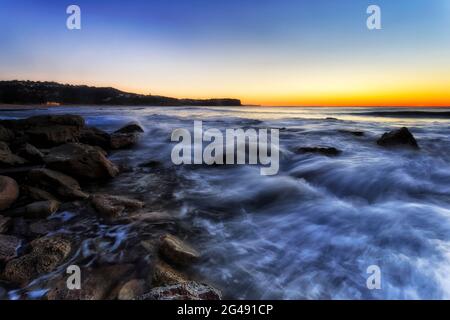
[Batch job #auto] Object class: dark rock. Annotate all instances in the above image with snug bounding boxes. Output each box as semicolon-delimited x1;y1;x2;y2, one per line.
159;234;200;266
0;175;19;211
138;160;162;168
0;142;27;167
377;127;419;149
91;194;144;218
0;125;14;142
19;200;60;218
152;260;189;286
138;282;221;300
46;264;134;300
0;215;11;233
44;143;119;180
114;122;144;134
28;168;88;200
338;129;365;137
29;219;60;236
297;146;342;157
3;235;71;285
16;143;44;163
118;279;147;300
110;132;140;149
21;185;58;202
79;127;111;150
0;234;21;262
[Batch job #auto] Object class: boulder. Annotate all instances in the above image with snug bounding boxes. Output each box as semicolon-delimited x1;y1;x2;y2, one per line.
138;282;221;300
118;279;147;300
114;122;144;134
0;234;21;262
0;115;85;148
79;127;111;150
91;194;144;218
47;264;134;300
0;142;27;167
0;175;19;210
16;143;44;163
0;215;12;233
0;125;14;142
152;260;189;286
159;234;201;266
44;143;119;180
21;200;60;218
377;127;419;149
297;146;342;157
28;168;88;200
3;235;71;285
110;132;140;149
21;185;58;201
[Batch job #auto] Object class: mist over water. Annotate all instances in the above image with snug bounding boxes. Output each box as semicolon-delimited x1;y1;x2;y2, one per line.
3;106;450;299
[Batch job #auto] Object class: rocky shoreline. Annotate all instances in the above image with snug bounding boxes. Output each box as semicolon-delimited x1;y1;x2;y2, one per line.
0;114;221;300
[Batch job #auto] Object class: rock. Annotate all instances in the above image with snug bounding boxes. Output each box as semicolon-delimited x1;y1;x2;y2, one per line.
21;185;58;201
110;132;140;149
138;160;162;168
16;143;44;163
22;200;60;218
0;142;27;167
29;219;60;236
91;194;144;218
44;143;119;180
159;234;200;266
47;264;134;300
377;127;419;149
118;279;147;300
297;146;342;157
0;115;85;148
138;282;221;300
3;235;71;285
0;175;19;210
152;260;189;286
79;127;111;150
0;215;11;233
114;122;144;134
0;125;14;142
0;234;21;262
28;168;88;200
338;129;365;137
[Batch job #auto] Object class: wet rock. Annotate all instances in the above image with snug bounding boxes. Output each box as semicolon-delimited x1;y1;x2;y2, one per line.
138;282;221;300
28;168;88;200
0;125;14;142
152;260;189;286
110;132;140;149
118;279;147;300
0;175;19;211
21;185;58;202
138;160;162;168
297;146;342;157
159;234;200;266
0;234;21;262
44;143;119;180
0;215;11;233
29;219;60;236
3;235;71;285
16;143;44;163
21;200;60;218
91;194;144;218
1;115;85;148
79;127;111;150
0;142;27;167
338;129;365;137
115;122;144;134
47;264;134;300
377;127;419;149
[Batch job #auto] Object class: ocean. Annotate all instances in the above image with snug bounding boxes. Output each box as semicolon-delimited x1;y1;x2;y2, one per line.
2;106;450;299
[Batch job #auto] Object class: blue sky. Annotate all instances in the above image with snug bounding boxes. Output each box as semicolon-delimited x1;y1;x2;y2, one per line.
1;0;449;105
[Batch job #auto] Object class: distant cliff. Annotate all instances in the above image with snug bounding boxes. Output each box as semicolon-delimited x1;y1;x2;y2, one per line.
0;80;242;107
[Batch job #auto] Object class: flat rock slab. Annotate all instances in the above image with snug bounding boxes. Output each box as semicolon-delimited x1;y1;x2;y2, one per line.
159;234;201;266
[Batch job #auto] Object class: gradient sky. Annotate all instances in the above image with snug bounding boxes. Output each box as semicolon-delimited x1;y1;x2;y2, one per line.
1;0;450;106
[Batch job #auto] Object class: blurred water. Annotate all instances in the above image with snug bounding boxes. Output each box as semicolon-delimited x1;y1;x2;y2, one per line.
2;106;450;299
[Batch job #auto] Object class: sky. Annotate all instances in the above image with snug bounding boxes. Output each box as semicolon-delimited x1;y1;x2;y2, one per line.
0;0;450;106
